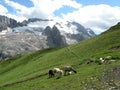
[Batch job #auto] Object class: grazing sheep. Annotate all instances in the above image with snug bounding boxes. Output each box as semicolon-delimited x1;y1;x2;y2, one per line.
99;56;115;63
68;71;72;75
53;68;63;78
57;70;63;78
100;58;105;63
104;56;112;60
48;70;55;78
64;66;77;75
53;68;61;73
49;68;63;78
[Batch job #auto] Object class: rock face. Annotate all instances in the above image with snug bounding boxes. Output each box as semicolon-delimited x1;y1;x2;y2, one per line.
0;15;24;32
0;15;96;60
43;26;66;47
0;32;48;59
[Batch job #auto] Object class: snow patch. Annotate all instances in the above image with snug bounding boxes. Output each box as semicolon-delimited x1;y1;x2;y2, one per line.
0;30;7;35
54;21;79;34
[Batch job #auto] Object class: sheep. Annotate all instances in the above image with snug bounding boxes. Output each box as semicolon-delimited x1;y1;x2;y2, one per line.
57;69;63;79
53;68;63;78
48;68;63;78
99;56;115;63
68;71;72;75
48;70;55;78
100;57;105;63
104;56;112;60
48;66;77;78
53;68;61;73
64;66;77;76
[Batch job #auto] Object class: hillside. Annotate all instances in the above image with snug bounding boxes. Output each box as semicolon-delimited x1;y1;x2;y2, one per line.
0;23;120;90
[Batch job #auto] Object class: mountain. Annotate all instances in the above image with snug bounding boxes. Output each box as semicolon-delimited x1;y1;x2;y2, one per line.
43;26;67;47
0;22;119;89
0;15;96;60
0;15;25;32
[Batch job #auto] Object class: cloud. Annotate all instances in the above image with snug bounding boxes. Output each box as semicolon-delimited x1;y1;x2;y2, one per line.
62;4;120;34
5;0;33;17
29;0;82;19
0;4;8;14
4;0;81;21
2;0;120;34
31;0;81;14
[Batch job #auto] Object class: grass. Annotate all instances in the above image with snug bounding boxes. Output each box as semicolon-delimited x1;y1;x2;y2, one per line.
0;23;120;90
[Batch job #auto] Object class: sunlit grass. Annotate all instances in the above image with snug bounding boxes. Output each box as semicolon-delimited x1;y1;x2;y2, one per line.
0;23;120;90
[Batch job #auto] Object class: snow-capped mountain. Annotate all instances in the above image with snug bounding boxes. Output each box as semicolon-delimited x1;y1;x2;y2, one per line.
0;15;96;60
12;18;95;43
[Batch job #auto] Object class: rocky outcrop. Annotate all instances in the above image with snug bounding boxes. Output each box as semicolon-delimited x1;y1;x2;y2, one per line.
43;26;66;47
22;18;52;25
0;15;25;31
0;32;48;60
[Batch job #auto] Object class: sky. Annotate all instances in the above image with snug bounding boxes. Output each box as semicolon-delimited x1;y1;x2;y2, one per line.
0;0;120;34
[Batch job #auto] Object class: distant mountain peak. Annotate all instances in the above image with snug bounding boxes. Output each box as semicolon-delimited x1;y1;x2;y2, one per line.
0;15;96;60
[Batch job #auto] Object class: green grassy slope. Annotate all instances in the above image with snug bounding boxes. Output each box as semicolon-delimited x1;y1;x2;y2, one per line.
0;23;120;90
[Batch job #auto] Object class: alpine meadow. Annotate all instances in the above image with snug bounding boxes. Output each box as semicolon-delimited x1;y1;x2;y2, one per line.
0;22;120;90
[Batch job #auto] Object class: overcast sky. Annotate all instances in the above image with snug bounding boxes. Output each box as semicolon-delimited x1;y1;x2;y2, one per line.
0;0;120;34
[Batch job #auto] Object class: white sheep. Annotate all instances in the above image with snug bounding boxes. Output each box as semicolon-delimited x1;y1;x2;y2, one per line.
100;56;115;63
99;58;105;63
53;68;63;78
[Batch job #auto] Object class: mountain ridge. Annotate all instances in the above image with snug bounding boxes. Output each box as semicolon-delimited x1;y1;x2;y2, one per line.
0;15;96;60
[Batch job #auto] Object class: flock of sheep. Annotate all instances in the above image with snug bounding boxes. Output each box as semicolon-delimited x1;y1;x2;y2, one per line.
48;66;77;79
99;56;115;63
48;56;115;79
